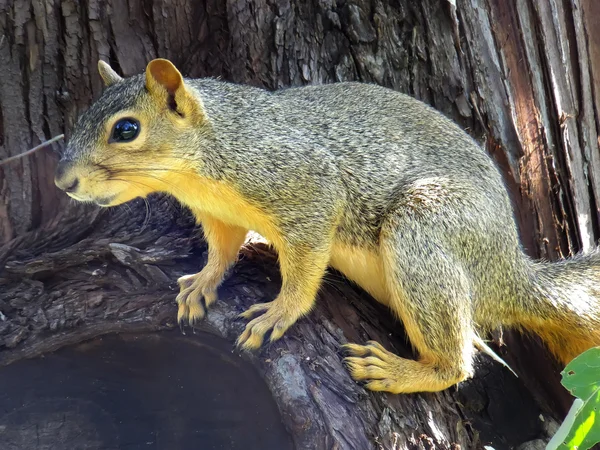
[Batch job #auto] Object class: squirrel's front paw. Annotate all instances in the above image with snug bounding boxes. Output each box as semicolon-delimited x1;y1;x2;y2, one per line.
176;273;219;327
236;301;299;350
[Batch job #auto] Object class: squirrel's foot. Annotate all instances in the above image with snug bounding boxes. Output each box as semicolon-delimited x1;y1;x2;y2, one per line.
342;341;403;393
236;301;299;350
176;273;219;328
342;340;470;394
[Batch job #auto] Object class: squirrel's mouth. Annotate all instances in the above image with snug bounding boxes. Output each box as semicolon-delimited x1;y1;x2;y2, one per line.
66;192;117;207
66;192;88;202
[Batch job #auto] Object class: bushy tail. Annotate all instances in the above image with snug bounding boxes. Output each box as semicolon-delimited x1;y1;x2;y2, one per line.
520;249;600;364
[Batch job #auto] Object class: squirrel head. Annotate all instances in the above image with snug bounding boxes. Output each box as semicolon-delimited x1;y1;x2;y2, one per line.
55;59;209;207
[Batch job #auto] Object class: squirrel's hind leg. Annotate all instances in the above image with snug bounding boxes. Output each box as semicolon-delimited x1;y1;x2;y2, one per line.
176;216;248;327
343;340;471;393
344;209;476;394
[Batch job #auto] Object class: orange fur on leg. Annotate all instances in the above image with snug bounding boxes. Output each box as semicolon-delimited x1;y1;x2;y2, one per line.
177;214;248;326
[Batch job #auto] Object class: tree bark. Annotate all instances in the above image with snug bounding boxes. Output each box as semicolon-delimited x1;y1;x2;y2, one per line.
1;0;599;448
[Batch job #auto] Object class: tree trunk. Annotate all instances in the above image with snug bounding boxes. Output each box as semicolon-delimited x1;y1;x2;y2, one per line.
1;0;599;449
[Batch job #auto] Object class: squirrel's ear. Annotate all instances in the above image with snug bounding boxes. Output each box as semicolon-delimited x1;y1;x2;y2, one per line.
97;60;123;87
145;59;204;120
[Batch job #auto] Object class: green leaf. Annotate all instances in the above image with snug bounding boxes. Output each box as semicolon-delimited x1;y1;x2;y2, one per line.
562;347;600;400
547;347;600;450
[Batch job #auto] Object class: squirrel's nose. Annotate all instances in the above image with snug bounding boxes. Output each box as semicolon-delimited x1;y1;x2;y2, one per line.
54;160;80;193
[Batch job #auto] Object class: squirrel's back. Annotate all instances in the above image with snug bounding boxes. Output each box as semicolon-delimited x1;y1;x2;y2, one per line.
193;79;514;244
196;79;496;179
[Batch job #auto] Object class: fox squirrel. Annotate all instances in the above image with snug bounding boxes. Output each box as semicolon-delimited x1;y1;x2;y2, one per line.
54;58;600;394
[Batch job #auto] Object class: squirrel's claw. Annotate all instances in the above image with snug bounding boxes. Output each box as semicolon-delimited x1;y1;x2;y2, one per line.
342;341;400;393
341;340;390;359
177;302;190;334
238;302;271;320
175;272;220;329
236;301;298;350
176;285;206;326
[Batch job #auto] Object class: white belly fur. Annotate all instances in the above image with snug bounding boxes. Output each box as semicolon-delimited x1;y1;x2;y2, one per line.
329;242;389;306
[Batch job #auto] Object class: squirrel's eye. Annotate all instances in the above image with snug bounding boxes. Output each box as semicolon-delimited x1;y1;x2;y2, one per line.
111;118;140;142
